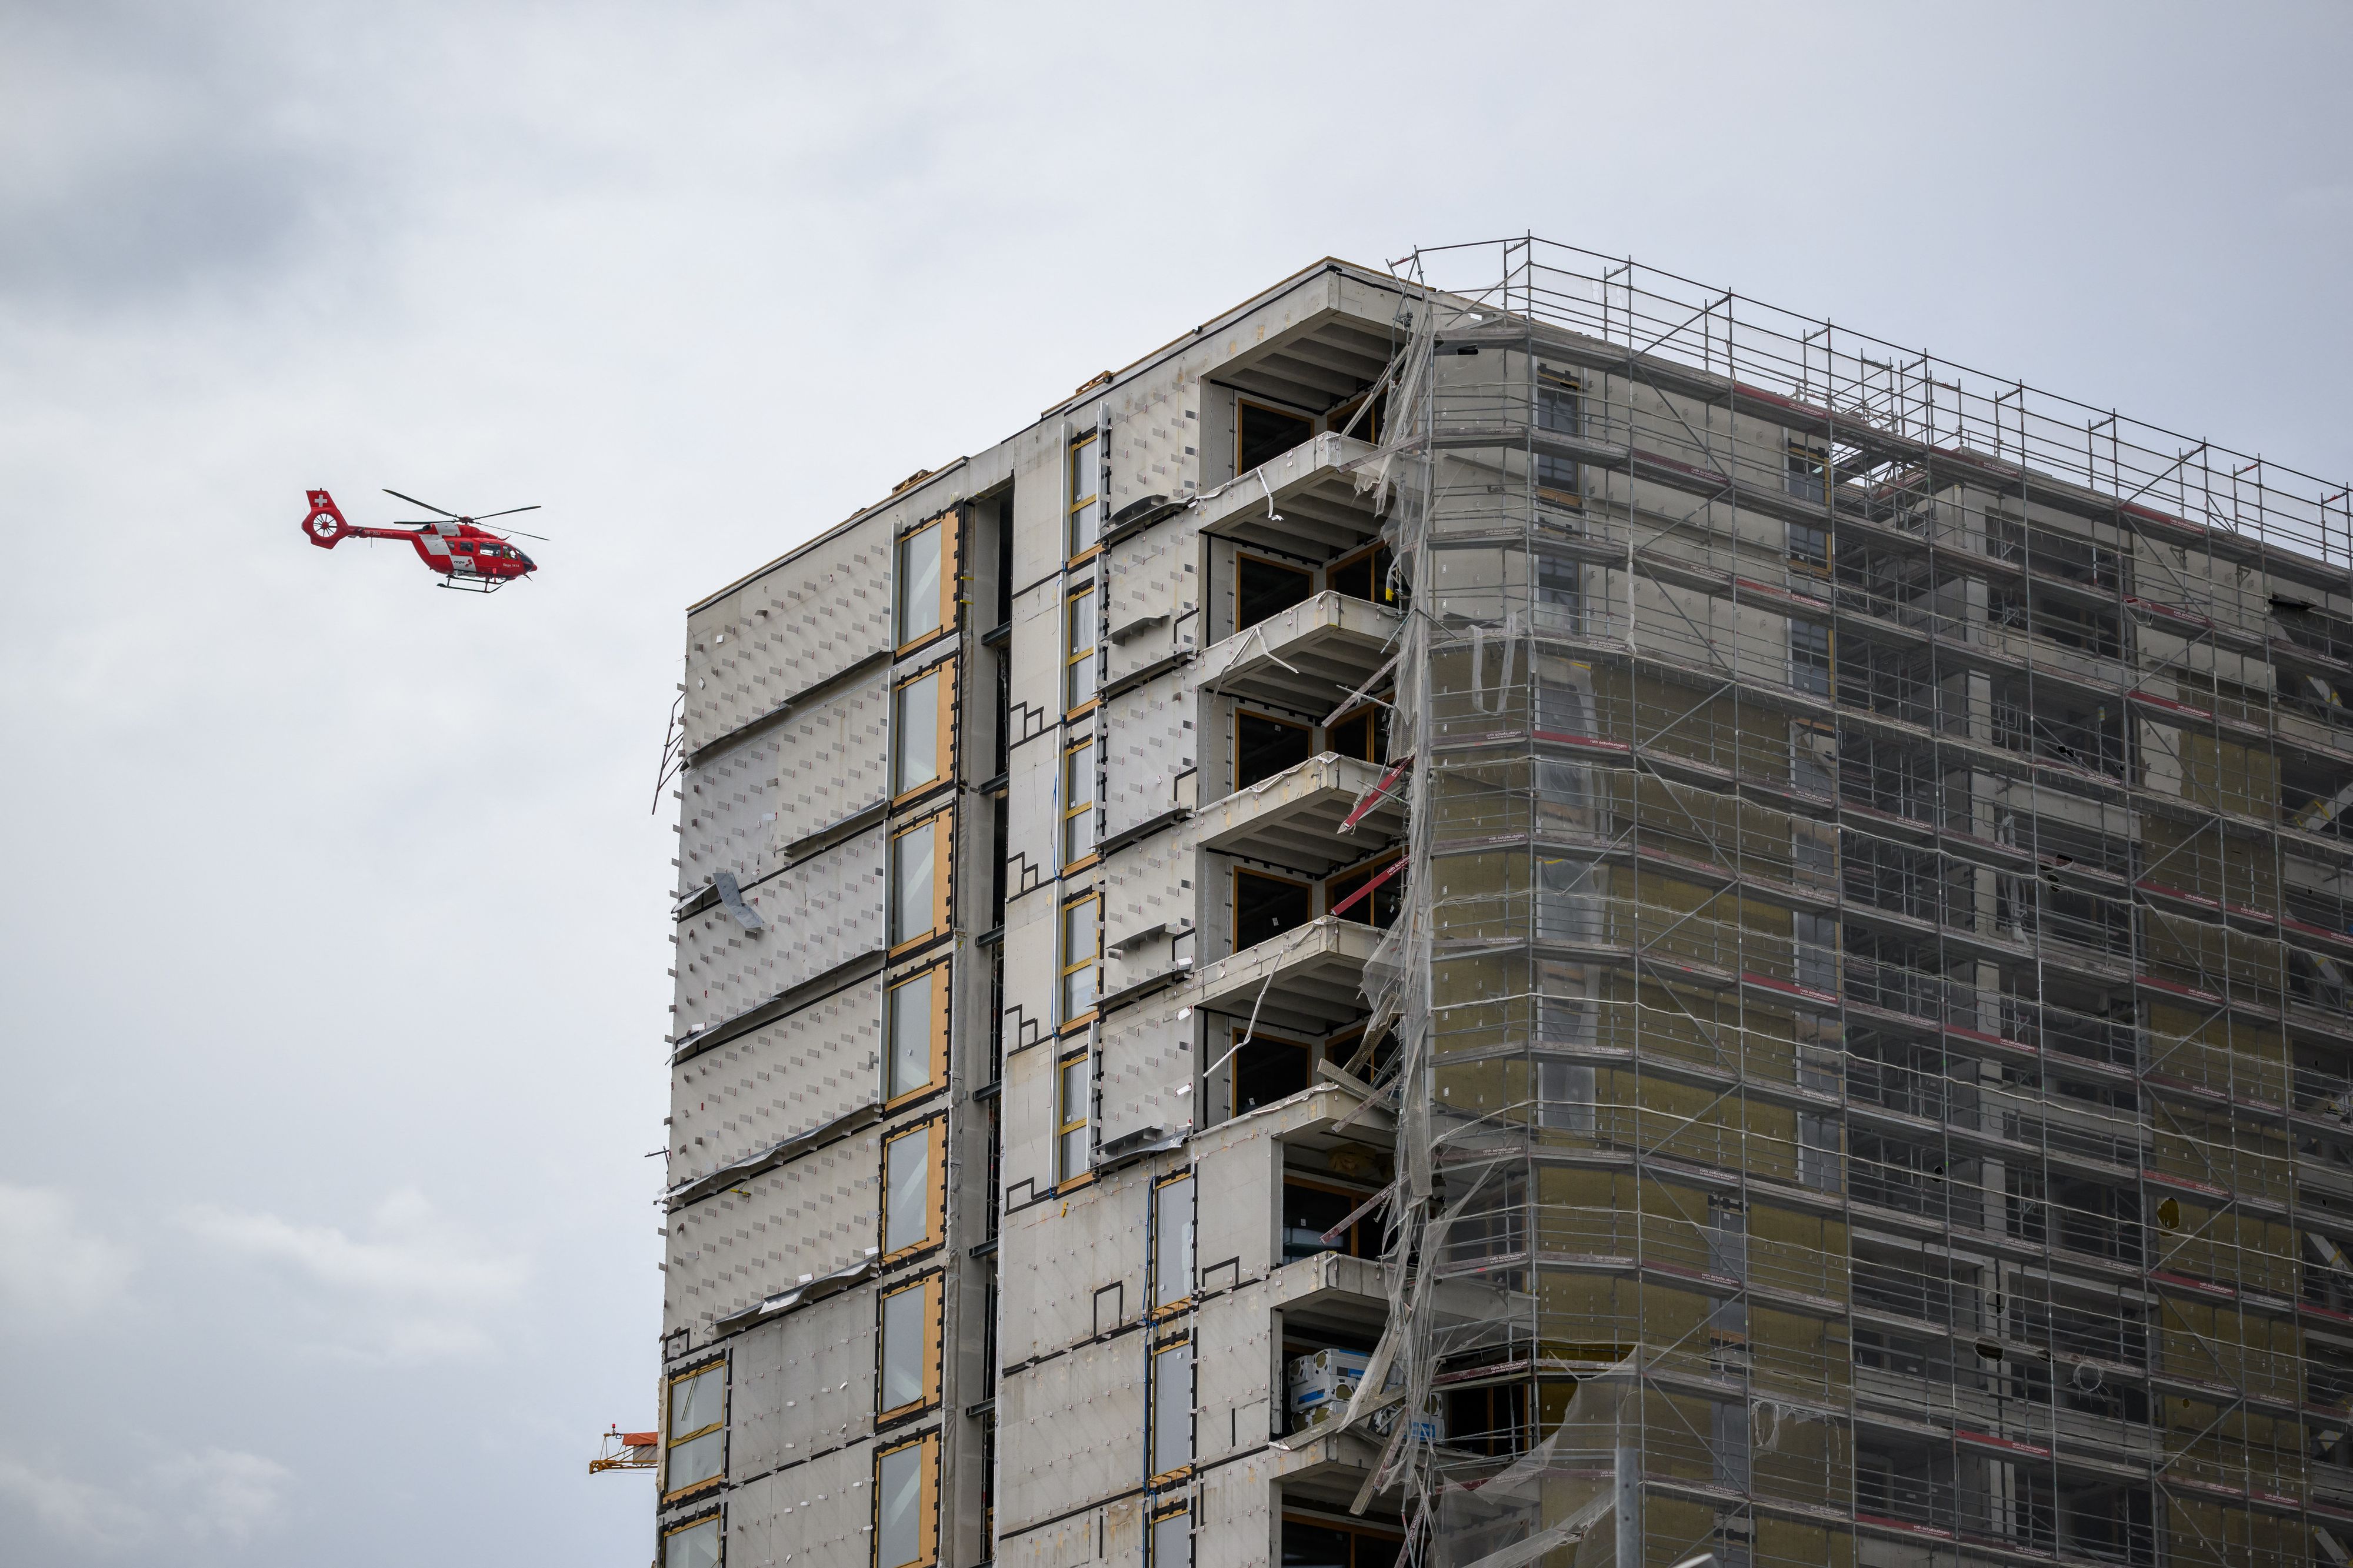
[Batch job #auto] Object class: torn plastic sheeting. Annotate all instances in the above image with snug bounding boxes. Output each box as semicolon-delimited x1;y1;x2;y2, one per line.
712;869;765;932
712;1254;878;1333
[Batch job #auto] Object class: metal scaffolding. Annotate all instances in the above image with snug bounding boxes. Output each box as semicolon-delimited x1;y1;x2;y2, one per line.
1337;235;2353;1568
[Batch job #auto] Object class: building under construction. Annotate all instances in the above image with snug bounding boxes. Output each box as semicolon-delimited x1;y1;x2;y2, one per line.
648;237;2353;1568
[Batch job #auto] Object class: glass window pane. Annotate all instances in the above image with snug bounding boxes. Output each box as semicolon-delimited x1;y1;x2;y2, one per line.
1062;966;1095;1018
1067;590;1096;708
1152;1512;1191;1568
1061;1125;1090;1179
1153;1177;1194;1307
670;1367;722;1434
664;1519;720;1568
1152;1342;1192;1473
881;1285;926;1412
1070;436;1096;503
885;1130;929;1253
899;526;942;645
894;826;935;942
876;1443;923;1568
895;672;939;794
668;1427;724;1489
888;970;934;1097
1061;1057;1088;1119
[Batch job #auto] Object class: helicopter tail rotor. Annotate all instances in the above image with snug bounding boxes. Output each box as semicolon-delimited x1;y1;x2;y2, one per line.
302;489;353;548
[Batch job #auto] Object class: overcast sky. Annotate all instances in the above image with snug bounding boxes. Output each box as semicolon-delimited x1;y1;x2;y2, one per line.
0;2;2347;1562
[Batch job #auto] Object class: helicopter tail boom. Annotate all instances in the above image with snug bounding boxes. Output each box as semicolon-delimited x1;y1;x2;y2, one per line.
302;489;352;547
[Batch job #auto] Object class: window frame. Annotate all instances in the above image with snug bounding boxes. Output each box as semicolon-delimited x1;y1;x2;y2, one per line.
1068;433;1101;563
873;1430;941;1568
895;513;958;655
1325;540;1395;609
1325;699;1389;765
880;1117;947;1263
1065;582;1098;715
1231;864;1312;953
1149;1171;1195;1317
1233;549;1317;635
1534;367;1584;504
1235;395;1315;476
1062;735;1098;868
662;1514;722;1568
1149;1502;1194;1568
1234;707;1315;792
889;810;953;955
891;659;955;805
1789;618;1834;698
662;1360;727;1502
884;960;951;1108
1056;1045;1092;1187
1227;1023;1315;1120
1325;850;1404;929
1058;890;1101;1027
876;1269;945;1422
1148;1332;1195;1486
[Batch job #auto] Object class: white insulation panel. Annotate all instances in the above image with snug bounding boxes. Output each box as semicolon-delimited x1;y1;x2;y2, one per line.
663;1129;881;1338
669;977;882;1185
673;829;885;1034
724;1440;874;1568
998;1337;1144;1534
727;1286;876;1477
684;514;893;755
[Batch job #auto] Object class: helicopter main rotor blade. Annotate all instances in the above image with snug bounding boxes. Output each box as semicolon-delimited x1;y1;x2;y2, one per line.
470;505;542;521
487;528;551;541
384;488;459;518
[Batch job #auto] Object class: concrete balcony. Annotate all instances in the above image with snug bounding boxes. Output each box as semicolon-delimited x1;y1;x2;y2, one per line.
1197;752;1405;875
1197;590;1400;711
1198;432;1382;558
1186;915;1381;1036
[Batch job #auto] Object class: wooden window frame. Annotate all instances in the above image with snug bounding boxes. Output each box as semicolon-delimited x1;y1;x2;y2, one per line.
1068;433;1101;564
662;1514;722;1568
1059;890;1101;1028
880;1117;947;1264
1148;1332;1195;1486
1235;395;1315;476
1324;698;1389;764
1233;549;1316;636
1056;1046;1092;1188
1227;1024;1316;1120
1062;735;1098;869
1231;864;1312;953
891;658;956;806
1325;539;1397;610
889;810;953;956
1065;582;1099;716
1284;1171;1385;1261
896;513;958;655
876;1270;945;1422
1234;707;1315;792
884;960;951;1109
1325;849;1405;927
1324;388;1382;445
1149;1502;1194;1568
662;1361;726;1503
873;1430;941;1568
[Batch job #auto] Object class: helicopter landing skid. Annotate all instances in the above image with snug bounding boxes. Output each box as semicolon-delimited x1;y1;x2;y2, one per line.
436;575;511;594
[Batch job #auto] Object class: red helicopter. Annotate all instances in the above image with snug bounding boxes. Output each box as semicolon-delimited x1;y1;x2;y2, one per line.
301;488;544;592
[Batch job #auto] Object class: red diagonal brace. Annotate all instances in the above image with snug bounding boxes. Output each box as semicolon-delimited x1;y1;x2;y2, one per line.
1340;753;1412;832
1329;855;1406;919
